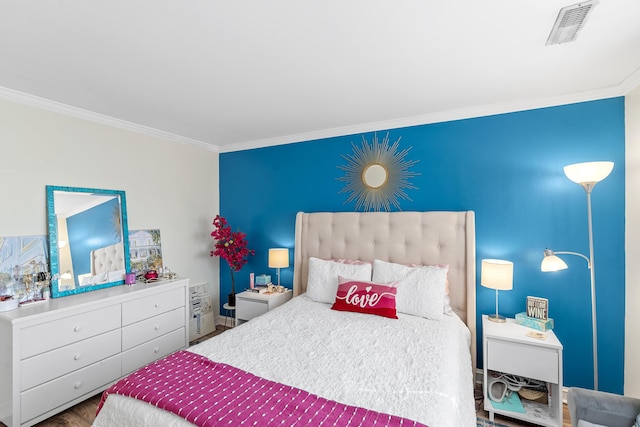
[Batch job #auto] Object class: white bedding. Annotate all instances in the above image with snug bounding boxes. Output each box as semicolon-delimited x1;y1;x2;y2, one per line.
94;295;475;427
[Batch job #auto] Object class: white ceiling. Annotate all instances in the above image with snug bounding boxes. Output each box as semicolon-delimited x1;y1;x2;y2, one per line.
1;1;639;153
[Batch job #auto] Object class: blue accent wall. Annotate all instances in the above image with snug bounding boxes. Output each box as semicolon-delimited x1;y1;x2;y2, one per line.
219;97;625;393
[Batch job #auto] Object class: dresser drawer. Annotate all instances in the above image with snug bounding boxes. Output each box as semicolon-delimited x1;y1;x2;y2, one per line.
236;298;268;321
21;329;121;391
21;354;121;424
121;328;185;375
122;287;185;326
122;307;185;351
487;338;559;383
21;304;121;359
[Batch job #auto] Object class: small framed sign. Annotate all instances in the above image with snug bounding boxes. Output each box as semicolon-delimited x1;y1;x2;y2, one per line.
526;296;549;320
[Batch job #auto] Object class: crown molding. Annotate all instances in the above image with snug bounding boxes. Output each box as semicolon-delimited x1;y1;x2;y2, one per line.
221;84;630;153
620;66;640;94
0;86;219;152
2;80;634;155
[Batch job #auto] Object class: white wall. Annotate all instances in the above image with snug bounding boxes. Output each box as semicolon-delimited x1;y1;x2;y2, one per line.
0;98;220;337
625;84;640;397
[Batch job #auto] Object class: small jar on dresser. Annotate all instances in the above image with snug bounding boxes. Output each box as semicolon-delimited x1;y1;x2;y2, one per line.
235;289;292;325
0;278;190;427
482;314;563;427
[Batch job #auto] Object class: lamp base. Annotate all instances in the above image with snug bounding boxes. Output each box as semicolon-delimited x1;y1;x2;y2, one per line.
487;314;506;323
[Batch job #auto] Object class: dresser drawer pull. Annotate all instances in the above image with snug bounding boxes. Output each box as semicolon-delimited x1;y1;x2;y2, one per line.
154;302;160;308
154;325;160;331
73;353;81;361
154;346;160;353
73;326;82;332
74;381;83;389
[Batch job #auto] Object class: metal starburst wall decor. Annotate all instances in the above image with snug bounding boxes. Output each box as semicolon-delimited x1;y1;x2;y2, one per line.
337;133;419;211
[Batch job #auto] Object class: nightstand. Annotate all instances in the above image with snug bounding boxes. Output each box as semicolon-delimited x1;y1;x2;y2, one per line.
483;315;563;427
235;289;292;325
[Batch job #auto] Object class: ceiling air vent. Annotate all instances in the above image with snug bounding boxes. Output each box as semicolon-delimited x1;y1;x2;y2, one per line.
546;0;598;45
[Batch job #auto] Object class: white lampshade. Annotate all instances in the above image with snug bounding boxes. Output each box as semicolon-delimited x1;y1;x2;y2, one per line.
268;248;289;269
564;161;614;185
540;249;569;272
481;259;513;291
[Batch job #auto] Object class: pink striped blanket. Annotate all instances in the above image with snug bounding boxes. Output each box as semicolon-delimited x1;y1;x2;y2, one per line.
97;350;427;427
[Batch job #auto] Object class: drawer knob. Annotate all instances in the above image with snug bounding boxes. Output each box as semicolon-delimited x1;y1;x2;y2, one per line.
74;381;83;389
154;302;160;308
154;346;160;353
154;325;160;331
73;326;82;332
74;354;81;361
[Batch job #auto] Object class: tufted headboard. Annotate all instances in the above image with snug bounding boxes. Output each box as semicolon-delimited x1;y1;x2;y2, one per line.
91;242;125;275
293;211;477;368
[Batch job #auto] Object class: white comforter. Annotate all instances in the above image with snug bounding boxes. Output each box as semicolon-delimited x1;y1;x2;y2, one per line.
94;295;476;427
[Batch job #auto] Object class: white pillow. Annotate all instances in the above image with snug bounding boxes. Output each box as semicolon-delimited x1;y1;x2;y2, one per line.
372;259;448;320
306;257;372;304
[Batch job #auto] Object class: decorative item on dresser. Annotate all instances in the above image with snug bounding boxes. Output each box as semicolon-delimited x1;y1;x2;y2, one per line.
46;186;131;298
541;160;614;391
0;277;189;427
93;211;478;427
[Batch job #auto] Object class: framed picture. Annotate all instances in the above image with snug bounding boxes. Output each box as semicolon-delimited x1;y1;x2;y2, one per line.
129;229;163;274
526;296;549;320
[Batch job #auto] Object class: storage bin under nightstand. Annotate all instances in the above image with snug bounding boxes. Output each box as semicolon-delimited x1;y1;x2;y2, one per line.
235;290;292;325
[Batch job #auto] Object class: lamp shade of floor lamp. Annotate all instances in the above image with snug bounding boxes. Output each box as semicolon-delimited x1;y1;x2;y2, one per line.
268;248;289;287
541;160;613;391
481;259;513;323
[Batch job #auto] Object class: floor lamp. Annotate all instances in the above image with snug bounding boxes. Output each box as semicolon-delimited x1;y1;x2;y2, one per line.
541;161;614;391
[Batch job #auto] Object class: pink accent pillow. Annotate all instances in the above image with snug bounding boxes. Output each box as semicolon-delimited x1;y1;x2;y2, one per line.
331;276;398;319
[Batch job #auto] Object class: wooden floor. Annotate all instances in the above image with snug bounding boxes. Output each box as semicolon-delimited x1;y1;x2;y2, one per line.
2;324;572;427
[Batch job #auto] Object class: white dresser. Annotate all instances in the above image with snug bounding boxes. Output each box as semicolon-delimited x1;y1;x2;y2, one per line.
0;277;189;427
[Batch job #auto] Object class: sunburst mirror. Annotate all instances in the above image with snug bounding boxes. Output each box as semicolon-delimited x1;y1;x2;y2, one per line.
337;133;419;211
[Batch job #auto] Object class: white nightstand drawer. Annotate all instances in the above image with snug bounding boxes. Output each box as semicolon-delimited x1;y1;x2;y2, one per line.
21;354;121;423
21;329;121;391
122;287;185;326
237;298;268;321
122;307;185;350
21;304;121;359
487;338;559;383
121;327;185;375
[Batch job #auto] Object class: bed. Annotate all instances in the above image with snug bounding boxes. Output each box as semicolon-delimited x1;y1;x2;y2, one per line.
93;211;477;427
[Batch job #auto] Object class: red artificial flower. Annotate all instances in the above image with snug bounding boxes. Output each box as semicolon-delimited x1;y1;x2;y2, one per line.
210;215;255;293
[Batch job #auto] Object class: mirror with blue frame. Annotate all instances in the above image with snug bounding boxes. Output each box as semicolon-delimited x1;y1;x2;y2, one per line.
46;185;130;298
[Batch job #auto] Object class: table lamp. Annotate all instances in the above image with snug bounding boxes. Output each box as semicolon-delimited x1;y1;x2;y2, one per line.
481;259;513;323
268;248;289;287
